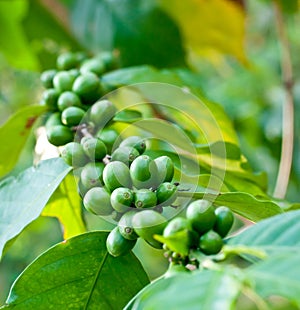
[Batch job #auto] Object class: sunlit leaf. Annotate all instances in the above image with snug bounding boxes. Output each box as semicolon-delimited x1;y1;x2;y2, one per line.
0;105;48;178
157;0;246;64
2;232;149;309
0;158;71;258
42;174;86;239
154;230;191;256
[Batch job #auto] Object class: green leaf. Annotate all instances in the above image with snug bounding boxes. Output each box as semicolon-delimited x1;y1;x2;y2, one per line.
104;66;239;145
195;141;241;160
259;0;299;14
113;109;143;123
229;210;300;255
69;0;186;67
2;232;149;309
42;174;86;239
178;191;283;222
247;253;300;307
0;105;47;178
213;192;283;221
0;1;39;70
277;0;299;13
0;158;71;258
129;269;241;310
154;230;191;256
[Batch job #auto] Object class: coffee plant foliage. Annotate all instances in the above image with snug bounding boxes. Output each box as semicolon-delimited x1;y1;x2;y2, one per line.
0;0;299;309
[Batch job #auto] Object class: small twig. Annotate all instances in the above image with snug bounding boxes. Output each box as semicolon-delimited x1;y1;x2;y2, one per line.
72;124;93;138
273;1;294;199
80;127;93;138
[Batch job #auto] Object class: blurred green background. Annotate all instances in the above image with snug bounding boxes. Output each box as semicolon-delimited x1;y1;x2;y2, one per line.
0;0;299;304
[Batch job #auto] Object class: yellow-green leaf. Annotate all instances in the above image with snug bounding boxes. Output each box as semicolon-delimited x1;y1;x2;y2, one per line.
43;174;86;239
158;0;246;64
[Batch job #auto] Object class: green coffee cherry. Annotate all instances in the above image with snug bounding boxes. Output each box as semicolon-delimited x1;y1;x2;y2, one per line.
156;182;177;207
53;71;75;92
83;187;113;216
45;112;63;130
61;142;88;167
154;156;174;183
70;68;81;78
89;100;117;128
96;127;119;153
111;211;124;222
40;69;57;89
106;227;137;257
134;189;157;209
130;155;160;189
118;211;139;240
186;200;217;235
82;137;107;161
41;88;59;110
132;210;167;249
97;51;119;71
77;179;89;199
57;91;82;111
103;161;132;192
163;217;198;248
56;52;79;70
61;106;85;126
80;58;105;76
111;146;139;166
72;72;102;104
163;217;192;237
119;136;146;154
46;125;73;146
80;162;105;189
213;206;234;238
74;51;89;64
111;187;134;213
199;230;223;255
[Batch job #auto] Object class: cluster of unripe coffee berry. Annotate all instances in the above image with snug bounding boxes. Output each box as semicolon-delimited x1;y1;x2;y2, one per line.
67;139;178;257
40;51;119;146
162;200;234;267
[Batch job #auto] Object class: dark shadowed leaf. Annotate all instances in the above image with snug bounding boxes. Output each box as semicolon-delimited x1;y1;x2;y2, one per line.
2;232;149;309
69;0;186;67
